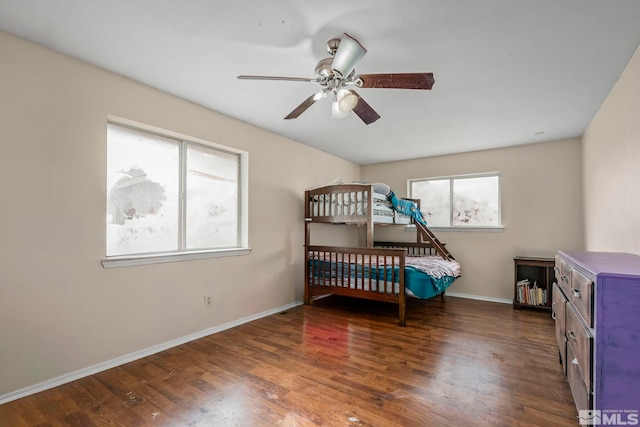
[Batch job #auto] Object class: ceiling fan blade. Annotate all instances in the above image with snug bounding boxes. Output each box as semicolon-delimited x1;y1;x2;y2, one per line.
237;75;315;83
284;92;323;120
331;33;367;78
356;73;435;90
351;91;380;125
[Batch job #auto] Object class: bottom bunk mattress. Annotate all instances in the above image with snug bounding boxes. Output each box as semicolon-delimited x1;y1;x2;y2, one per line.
308;253;461;300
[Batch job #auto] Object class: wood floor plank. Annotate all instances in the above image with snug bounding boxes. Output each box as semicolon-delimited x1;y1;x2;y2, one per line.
0;296;578;426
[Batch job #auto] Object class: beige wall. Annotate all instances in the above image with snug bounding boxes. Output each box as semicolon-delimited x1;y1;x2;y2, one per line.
362;139;584;301
0;31;360;396
582;44;640;255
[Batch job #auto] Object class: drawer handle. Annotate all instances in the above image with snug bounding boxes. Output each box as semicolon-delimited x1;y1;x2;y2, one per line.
572;288;581;298
567;330;577;341
551;302;557;320
561;275;568;283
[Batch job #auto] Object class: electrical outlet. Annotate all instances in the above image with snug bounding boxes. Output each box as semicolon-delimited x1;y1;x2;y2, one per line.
204;295;212;307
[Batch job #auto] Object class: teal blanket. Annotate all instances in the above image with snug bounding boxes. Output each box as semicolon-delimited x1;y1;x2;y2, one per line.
308;259;456;300
388;191;427;226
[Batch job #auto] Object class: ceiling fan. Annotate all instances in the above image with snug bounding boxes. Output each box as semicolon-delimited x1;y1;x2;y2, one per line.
237;33;434;125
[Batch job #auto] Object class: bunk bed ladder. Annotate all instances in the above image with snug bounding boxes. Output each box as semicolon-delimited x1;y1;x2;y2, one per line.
415;222;455;261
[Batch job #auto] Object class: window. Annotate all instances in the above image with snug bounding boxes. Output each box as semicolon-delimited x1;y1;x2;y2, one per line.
104;122;248;265
409;173;501;228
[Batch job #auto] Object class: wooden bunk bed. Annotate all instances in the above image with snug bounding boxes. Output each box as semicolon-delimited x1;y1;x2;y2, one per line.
304;183;461;326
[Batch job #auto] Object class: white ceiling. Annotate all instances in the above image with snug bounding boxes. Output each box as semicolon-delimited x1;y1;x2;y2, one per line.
1;1;640;164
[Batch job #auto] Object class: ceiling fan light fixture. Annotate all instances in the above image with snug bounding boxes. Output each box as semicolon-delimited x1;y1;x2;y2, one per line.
238;33;433;125
337;88;358;112
331;33;367;78
312;91;325;101
331;101;350;119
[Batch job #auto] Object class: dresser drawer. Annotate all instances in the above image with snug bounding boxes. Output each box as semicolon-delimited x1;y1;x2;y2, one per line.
567;344;592;414
570;269;594;327
566;303;593;391
555;255;572;296
552;283;568;374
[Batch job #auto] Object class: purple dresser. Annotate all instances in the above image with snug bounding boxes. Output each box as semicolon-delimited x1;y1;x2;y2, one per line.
553;251;640;418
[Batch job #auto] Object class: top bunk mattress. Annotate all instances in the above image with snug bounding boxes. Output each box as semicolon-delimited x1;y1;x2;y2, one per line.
310;190;392;217
306;183;414;224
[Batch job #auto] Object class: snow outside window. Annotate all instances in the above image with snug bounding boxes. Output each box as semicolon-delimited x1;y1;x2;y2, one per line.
409;173;501;228
106;123;241;257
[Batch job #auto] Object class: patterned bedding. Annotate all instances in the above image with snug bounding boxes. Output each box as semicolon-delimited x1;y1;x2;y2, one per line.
311;191;391;212
308;253;461;299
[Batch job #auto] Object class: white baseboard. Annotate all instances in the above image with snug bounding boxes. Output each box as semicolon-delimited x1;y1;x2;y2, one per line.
0;300;303;405
445;292;512;305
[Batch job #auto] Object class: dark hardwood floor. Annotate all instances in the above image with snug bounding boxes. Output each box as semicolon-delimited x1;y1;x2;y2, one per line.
0;296;577;426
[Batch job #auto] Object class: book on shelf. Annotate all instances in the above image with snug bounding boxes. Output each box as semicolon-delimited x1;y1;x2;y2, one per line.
516;279;547;306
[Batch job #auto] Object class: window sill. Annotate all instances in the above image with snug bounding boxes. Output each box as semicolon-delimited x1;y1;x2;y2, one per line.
404;225;504;233
101;247;252;268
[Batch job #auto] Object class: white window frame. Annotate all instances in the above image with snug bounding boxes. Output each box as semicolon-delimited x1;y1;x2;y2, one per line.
407;172;503;232
102;117;250;268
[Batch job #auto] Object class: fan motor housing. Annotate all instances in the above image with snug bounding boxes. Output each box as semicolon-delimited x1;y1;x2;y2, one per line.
315;57;335;80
